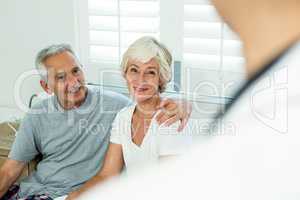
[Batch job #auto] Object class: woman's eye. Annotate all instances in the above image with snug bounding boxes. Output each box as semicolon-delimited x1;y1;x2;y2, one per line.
147;71;156;75
130;68;138;73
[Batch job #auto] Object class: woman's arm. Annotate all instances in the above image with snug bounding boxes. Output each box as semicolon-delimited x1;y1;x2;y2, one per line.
66;143;124;200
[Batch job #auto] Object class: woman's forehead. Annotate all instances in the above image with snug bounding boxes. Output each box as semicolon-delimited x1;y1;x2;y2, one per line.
128;57;159;68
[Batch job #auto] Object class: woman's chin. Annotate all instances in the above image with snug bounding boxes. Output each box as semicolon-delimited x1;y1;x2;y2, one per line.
133;94;154;103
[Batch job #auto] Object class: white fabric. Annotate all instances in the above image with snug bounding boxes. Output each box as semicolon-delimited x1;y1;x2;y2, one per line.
80;42;300;200
110;104;192;174
54;196;67;200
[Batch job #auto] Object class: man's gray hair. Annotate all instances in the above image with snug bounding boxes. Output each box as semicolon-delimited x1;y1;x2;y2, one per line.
35;44;77;81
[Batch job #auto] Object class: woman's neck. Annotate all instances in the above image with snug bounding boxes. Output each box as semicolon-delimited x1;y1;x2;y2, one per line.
135;95;161;119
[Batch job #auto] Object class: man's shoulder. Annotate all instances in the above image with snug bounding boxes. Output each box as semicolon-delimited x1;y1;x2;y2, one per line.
88;86;131;107
27;95;56;116
17;97;56;134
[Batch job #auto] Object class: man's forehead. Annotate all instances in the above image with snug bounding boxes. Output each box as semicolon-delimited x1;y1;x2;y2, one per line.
44;52;80;73
47;65;79;74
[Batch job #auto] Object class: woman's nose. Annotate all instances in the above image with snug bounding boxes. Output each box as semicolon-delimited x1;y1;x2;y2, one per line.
137;72;146;82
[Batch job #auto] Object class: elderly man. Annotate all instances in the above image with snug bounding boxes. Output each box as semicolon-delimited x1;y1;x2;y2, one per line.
0;44;191;200
78;0;300;199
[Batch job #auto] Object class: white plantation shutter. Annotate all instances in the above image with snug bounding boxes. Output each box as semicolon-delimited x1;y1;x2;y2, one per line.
86;0;160;86
78;0;245;99
183;0;245;98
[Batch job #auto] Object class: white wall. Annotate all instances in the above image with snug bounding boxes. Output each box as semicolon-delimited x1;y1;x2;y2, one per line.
0;0;78;120
0;0;238;123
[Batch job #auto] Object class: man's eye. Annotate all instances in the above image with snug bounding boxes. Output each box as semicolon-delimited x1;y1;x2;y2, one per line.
56;76;65;81
73;68;81;75
74;67;82;73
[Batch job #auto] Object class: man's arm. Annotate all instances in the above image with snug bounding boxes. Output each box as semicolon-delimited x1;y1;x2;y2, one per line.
156;98;192;131
0;159;26;198
66;143;124;200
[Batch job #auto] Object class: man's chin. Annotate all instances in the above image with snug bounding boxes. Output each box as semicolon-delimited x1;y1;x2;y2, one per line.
64;88;87;108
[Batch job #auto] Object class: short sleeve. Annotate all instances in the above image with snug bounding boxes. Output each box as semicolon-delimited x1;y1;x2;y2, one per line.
114;94;131;112
109;112;122;144
157;121;192;156
8;114;40;162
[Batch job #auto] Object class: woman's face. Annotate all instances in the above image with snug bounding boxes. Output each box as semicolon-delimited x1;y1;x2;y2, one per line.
125;57;160;103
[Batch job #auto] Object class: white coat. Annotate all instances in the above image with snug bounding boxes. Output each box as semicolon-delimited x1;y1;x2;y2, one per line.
80;41;300;200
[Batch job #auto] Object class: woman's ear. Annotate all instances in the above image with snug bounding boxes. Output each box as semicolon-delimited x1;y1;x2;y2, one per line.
158;79;164;93
40;80;53;94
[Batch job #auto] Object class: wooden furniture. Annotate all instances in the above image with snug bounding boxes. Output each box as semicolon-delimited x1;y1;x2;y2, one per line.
0;122;37;181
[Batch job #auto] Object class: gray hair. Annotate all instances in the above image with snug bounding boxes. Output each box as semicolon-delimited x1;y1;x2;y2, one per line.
121;36;172;93
35;44;78;81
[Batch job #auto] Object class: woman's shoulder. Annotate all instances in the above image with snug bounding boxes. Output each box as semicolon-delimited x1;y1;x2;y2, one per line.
115;104;136;119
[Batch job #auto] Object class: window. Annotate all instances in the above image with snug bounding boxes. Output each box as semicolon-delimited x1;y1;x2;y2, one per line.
76;0;245;100
77;0;160;89
182;0;245;100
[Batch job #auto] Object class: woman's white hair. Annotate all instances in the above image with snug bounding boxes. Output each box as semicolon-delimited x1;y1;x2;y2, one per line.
121;36;172;93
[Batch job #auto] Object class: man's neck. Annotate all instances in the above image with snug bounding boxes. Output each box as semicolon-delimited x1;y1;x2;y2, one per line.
240;4;300;78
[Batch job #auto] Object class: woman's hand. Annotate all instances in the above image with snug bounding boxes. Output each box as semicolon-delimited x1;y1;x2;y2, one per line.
155;98;192;131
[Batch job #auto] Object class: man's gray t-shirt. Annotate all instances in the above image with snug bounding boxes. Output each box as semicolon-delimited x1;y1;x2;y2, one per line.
8;87;130;198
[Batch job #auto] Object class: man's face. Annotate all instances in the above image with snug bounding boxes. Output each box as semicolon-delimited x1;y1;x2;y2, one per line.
42;51;87;109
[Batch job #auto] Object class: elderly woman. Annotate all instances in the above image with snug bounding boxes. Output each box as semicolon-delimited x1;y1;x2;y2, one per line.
67;37;192;199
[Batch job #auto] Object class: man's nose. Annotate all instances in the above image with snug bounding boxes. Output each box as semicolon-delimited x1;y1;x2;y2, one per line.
67;74;79;87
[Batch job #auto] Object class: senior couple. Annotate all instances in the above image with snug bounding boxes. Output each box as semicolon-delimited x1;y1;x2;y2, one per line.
0;37;195;200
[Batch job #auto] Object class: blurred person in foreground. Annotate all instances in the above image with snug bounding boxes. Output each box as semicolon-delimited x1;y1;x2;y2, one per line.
77;0;300;199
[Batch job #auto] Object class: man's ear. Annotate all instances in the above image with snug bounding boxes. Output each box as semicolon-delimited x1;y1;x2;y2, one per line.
40;80;53;94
